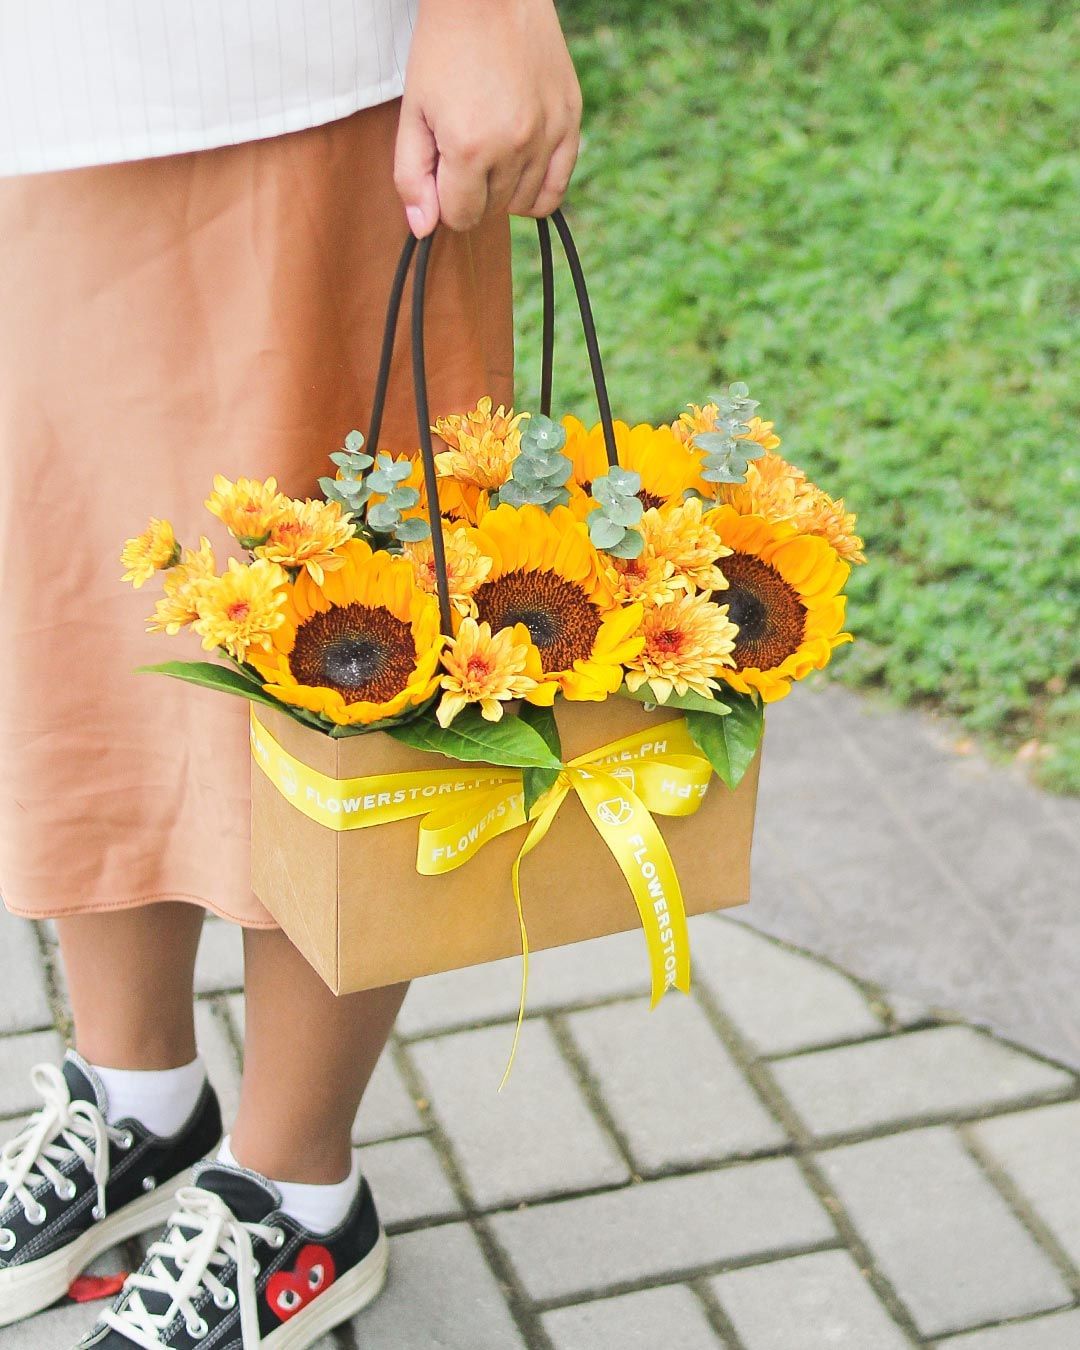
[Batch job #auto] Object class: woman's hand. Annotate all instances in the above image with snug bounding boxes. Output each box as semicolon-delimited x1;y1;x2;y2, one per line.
394;0;582;236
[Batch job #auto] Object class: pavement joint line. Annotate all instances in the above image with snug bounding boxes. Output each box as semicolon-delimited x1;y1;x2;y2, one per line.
959;1123;1080;1297
927;1303;1080;1348
546;1010;640;1177
689;1273;755;1350
393;987;655;1042
689;972;929;1347
31;919;72;1044
527;1238;847;1313
390;1033;557;1350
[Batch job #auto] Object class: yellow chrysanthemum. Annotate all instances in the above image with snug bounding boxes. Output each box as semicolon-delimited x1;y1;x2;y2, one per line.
205;476;288;548
437;619;542;726
253;497;355;585
625;592;738;704
406;525;493;618
433;397;527;523
563;417;700;509
468;503;644;703
121;518;181;588
674;404;782;452
706;507;852;703
789;485;867;564
601;549;682;609
147;537;217;635
637;495;731;594
248;538;443;726
193;558;289;663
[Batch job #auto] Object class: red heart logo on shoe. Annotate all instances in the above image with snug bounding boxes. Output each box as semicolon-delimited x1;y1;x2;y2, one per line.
266;1244;337;1323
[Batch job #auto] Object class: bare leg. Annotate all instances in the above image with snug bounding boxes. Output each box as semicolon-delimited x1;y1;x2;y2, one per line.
56;902;205;1069
230;927;407;1184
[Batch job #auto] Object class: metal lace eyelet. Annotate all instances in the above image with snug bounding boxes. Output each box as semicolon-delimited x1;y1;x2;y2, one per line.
54;1179;77;1202
270;1227;286;1249
116;1129;135;1151
186;1317;208;1340
0;1229;15;1251
214;1289;237;1310
91;1204;105;1222
142;1176;157;1193
252;1260;261;1276
27;1205;47;1226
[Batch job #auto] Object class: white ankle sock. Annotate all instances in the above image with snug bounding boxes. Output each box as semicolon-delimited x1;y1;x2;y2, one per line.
217;1137;361;1235
91;1058;206;1137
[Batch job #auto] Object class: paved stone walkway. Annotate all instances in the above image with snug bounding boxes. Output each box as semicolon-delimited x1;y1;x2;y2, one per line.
1;684;1078;1348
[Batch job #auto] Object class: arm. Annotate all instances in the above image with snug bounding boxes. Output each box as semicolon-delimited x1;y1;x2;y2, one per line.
394;0;582;235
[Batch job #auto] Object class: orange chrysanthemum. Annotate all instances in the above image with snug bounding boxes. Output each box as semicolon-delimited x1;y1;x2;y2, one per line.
674;404;782;453
437;619;542;726
637;495;731;595
147;536;217;634
193;558;290;663
121;518;181;588
405;525;493;618
253;497;355;584
433;397;527;523
625;592;738;704
205;476;288;549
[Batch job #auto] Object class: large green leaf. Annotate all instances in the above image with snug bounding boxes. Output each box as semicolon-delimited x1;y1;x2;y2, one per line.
617;683;731;717
683;694;764;789
387;707;562;770
518;703;563;814
137;661;328;732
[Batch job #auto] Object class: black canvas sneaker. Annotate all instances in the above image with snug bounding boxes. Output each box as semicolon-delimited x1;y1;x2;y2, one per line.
78;1160;388;1350
0;1051;221;1327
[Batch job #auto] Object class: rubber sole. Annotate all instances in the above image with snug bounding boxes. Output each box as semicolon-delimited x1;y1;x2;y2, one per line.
0;1171;191;1328
263;1231;390;1350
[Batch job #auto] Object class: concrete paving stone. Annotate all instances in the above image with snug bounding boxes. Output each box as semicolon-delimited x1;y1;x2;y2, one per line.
0;1247;130;1349
396;929;649;1038
193;918;245;994
0;908;53;1032
194;999;241;1132
543;1285;725;1349
409;1020;629;1208
817;1127;1072;1337
689;915;884;1056
351;1223;526;1348
710;1250;911;1349
938;1310;1080;1349
225;993;245;1045
489;1159;836;1301
354;1048;426;1144
0;1029;66;1118
565;996;786;1173
972;1099;1080;1268
359;1136;462;1227
768;1026;1072;1139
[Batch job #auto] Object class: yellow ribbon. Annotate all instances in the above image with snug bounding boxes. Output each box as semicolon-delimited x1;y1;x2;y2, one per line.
250;709;714;1084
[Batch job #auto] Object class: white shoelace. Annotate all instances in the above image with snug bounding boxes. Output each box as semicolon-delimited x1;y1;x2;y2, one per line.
104;1186;283;1349
0;1062;124;1235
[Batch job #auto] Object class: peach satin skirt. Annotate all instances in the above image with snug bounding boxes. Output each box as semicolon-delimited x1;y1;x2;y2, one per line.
0;102;513;927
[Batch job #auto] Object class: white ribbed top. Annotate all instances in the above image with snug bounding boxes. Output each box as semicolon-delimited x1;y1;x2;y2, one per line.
0;0;418;177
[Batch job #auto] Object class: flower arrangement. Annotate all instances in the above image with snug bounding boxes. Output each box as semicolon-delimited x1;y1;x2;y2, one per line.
122;384;863;789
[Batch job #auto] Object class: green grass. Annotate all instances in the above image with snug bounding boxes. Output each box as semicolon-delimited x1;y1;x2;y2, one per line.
513;0;1080;791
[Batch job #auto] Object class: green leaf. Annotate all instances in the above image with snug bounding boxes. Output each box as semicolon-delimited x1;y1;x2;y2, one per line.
617;682;731;716
607;528;646;558
683;694;764;789
137;661;326;731
393;516;431;543
518;703;563;815
344;430;366;453
387;707;562;770
589;515;625;549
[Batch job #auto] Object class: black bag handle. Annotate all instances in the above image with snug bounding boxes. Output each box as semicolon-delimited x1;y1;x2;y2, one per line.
365;209;617;637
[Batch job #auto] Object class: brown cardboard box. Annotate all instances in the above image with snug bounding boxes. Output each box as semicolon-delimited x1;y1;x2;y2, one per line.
251;697;760;994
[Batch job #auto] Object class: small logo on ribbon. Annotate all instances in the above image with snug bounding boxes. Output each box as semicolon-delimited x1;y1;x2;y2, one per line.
278;758;299;798
597;797;634;827
610;765;636;791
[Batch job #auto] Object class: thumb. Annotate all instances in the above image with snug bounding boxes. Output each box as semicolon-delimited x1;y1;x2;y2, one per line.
394;100;440;237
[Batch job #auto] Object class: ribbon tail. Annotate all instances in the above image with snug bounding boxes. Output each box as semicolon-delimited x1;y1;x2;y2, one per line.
499;787;568;1092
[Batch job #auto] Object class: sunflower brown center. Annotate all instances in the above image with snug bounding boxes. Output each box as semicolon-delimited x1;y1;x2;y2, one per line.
289;603;417;704
717;552;806;671
472;568;602;674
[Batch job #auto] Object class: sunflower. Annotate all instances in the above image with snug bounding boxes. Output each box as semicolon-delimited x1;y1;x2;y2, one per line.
468;503;644;703
248;538;443;726
706;507;852;702
121;518;181;588
205;476;287;549
193;558;289;663
562;417;700;509
433;397;527;523
637;495;731;594
673;404;782;453
625;592;738;704
252;497;355;584
147;537;217;635
405;525;493;618
437;619;542;726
